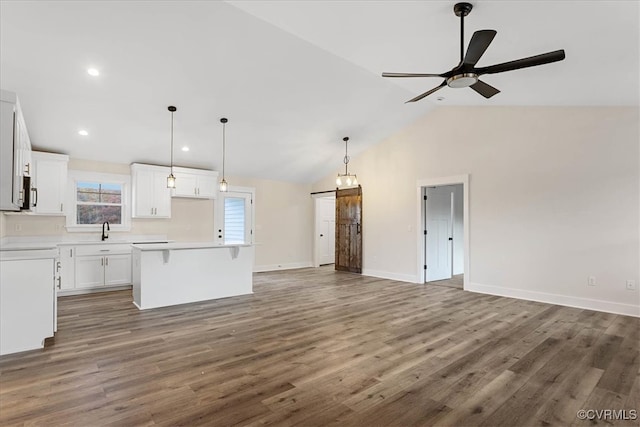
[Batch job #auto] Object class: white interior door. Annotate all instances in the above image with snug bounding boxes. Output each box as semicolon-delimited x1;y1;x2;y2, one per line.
425;186;453;282
315;196;336;266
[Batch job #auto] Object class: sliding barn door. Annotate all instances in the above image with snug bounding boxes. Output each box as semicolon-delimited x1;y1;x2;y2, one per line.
335;186;362;273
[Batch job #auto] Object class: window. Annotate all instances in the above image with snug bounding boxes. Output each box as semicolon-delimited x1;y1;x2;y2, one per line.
224;197;247;244
76;182;123;225
66;171;131;231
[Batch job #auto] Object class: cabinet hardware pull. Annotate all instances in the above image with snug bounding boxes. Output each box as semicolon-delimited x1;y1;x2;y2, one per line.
106;257;109;266
56;261;61;272
100;249;110;252
70;249;73;257
32;187;38;207
60;203;63;212
57;276;61;289
101;258;104;266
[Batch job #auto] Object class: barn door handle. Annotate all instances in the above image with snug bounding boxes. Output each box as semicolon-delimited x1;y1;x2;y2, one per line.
357;223;361;234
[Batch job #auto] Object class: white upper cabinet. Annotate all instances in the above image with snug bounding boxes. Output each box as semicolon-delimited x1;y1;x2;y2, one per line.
0;90;32;211
31;151;68;215
131;163;171;218
171;167;218;199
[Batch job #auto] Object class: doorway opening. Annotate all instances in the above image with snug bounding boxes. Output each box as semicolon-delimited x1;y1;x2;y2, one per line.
417;175;469;289
313;193;336;267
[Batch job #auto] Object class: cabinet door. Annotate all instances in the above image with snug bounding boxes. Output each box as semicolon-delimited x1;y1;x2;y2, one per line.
153;171;172;217
172;172;198;197
32;155;67;215
132;169;155;218
75;256;105;288
0;258;54;355
104;254;132;286
196;174;218;199
59;247;76;289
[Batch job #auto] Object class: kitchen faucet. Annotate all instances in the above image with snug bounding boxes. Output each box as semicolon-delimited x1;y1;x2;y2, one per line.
102;221;110;241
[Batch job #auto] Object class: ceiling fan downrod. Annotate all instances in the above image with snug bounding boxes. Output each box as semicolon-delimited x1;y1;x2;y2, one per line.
454;2;473;63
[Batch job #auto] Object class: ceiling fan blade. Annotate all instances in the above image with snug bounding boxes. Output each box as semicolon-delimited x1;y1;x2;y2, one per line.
470;80;500;98
478;49;566;75
382;72;443;78
463;30;497;66
406;81;447;103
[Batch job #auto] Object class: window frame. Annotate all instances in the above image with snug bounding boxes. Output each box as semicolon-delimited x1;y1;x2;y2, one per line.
65;170;131;232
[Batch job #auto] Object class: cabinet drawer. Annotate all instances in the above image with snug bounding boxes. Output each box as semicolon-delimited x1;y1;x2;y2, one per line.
74;244;132;256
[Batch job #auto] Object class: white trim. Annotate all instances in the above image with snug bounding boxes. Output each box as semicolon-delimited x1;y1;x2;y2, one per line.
254;261;313;273
66;170;131;232
362;269;417;283
312;193;336;268
467;281;640;318
416;175;470;287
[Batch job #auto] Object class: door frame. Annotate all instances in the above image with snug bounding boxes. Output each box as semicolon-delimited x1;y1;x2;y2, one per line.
311;191;336;268
416;175;469;288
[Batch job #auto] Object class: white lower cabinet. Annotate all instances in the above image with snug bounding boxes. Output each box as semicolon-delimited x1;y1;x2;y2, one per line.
0;249;57;355
58;246;75;290
59;244;132;293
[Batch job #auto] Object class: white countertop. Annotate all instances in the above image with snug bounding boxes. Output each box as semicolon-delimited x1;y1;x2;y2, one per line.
0;236;170;251
131;242;252;251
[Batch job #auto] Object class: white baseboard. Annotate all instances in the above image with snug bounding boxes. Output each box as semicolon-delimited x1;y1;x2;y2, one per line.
254;262;313;273
58;284;132;297
362;269;419;284
467;282;640;318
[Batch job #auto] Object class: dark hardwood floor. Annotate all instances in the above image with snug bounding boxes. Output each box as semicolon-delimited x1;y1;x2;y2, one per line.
1;267;638;426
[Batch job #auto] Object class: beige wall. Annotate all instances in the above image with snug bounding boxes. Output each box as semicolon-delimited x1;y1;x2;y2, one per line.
227;175;313;271
313;106;639;315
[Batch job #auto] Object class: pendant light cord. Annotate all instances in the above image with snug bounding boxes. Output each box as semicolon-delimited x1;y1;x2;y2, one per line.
343;137;350;175
222;121;226;181
170;110;174;174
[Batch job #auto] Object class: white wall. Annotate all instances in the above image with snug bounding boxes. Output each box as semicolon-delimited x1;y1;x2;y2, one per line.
313;106;640;316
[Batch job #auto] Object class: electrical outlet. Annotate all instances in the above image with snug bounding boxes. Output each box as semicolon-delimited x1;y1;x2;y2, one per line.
626;280;637;290
588;276;596;286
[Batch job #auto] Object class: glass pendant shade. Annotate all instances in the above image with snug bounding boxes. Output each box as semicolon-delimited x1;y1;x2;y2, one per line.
219;178;228;192
167;174;176;188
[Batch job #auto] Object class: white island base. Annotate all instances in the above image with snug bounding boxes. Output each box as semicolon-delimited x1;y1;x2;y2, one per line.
131;243;254;310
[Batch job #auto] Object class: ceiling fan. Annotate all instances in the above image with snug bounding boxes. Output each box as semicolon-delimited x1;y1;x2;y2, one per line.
382;2;566;103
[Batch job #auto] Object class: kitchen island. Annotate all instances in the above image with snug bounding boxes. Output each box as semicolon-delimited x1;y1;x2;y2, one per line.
131;242;254;310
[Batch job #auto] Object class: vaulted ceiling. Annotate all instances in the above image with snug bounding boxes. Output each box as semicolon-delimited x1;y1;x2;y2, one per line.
1;1;637;183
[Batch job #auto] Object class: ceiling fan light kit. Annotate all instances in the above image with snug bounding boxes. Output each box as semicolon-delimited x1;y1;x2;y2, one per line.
382;2;566;103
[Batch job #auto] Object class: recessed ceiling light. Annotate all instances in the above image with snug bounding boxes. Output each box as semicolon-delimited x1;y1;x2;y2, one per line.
181;146;190;152
87;68;100;77
436;96;445;101
78;130;89;136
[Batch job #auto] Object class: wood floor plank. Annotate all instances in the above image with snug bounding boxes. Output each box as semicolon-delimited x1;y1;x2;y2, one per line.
0;267;637;426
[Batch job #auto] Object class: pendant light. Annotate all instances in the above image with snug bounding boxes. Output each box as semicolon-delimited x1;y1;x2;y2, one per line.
166;106;177;188
336;136;358;188
219;117;228;192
